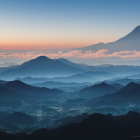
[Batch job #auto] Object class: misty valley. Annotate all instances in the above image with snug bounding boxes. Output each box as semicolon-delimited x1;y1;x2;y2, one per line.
0;56;140;140
1;0;140;138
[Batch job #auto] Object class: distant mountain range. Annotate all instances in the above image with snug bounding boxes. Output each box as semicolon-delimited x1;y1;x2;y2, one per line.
57;58;140;77
105;78;140;85
126;74;140;79
76;26;140;52
1;26;140;140
0;55;140;82
83;71;116;80
0;56;84;80
57;85;91;92
84;65;140;76
16;74;97;84
31;81;92;88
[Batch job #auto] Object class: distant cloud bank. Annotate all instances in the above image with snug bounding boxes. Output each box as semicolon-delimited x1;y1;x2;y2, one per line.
47;50;140;59
0;49;140;65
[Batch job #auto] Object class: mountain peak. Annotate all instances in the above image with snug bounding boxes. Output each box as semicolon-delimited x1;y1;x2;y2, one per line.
133;25;140;30
131;25;140;34
119;82;139;92
35;56;50;60
6;80;27;86
100;82;107;85
116;26;140;43
125;82;139;88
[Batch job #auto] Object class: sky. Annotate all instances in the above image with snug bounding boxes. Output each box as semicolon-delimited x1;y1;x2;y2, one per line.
0;0;140;64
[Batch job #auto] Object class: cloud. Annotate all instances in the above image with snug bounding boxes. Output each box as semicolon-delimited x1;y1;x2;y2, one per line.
46;49;140;59
1;49;140;64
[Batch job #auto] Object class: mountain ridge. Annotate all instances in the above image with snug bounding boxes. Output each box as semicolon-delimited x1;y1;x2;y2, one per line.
0;56;84;80
75;26;140;53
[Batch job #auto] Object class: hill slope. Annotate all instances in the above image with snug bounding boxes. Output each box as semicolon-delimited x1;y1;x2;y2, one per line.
79;82;118;98
0;56;84;80
0;80;61;97
77;26;140;53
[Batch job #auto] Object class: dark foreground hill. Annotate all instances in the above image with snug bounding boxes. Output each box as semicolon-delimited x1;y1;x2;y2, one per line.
0;112;140;140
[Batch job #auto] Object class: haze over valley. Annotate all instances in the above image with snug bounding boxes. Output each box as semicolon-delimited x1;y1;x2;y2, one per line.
0;25;140;139
1;0;140;139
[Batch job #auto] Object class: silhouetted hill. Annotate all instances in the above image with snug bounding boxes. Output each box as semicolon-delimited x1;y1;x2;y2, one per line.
119;82;139;91
0;56;84;80
79;82;118;98
29;113;136;140
1;112;140;140
59;113;89;126
0;80;61;97
95;83;140;104
86;82;140;106
109;111;140;129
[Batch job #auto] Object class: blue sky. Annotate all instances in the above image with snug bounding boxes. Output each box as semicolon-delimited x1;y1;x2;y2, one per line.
0;0;140;64
0;0;140;49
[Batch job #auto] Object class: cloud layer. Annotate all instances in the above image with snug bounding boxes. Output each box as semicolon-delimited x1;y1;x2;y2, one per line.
0;49;140;64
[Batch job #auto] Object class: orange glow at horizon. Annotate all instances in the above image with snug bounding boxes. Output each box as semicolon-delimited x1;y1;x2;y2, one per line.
0;44;86;50
0;31;113;50
0;40;106;50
